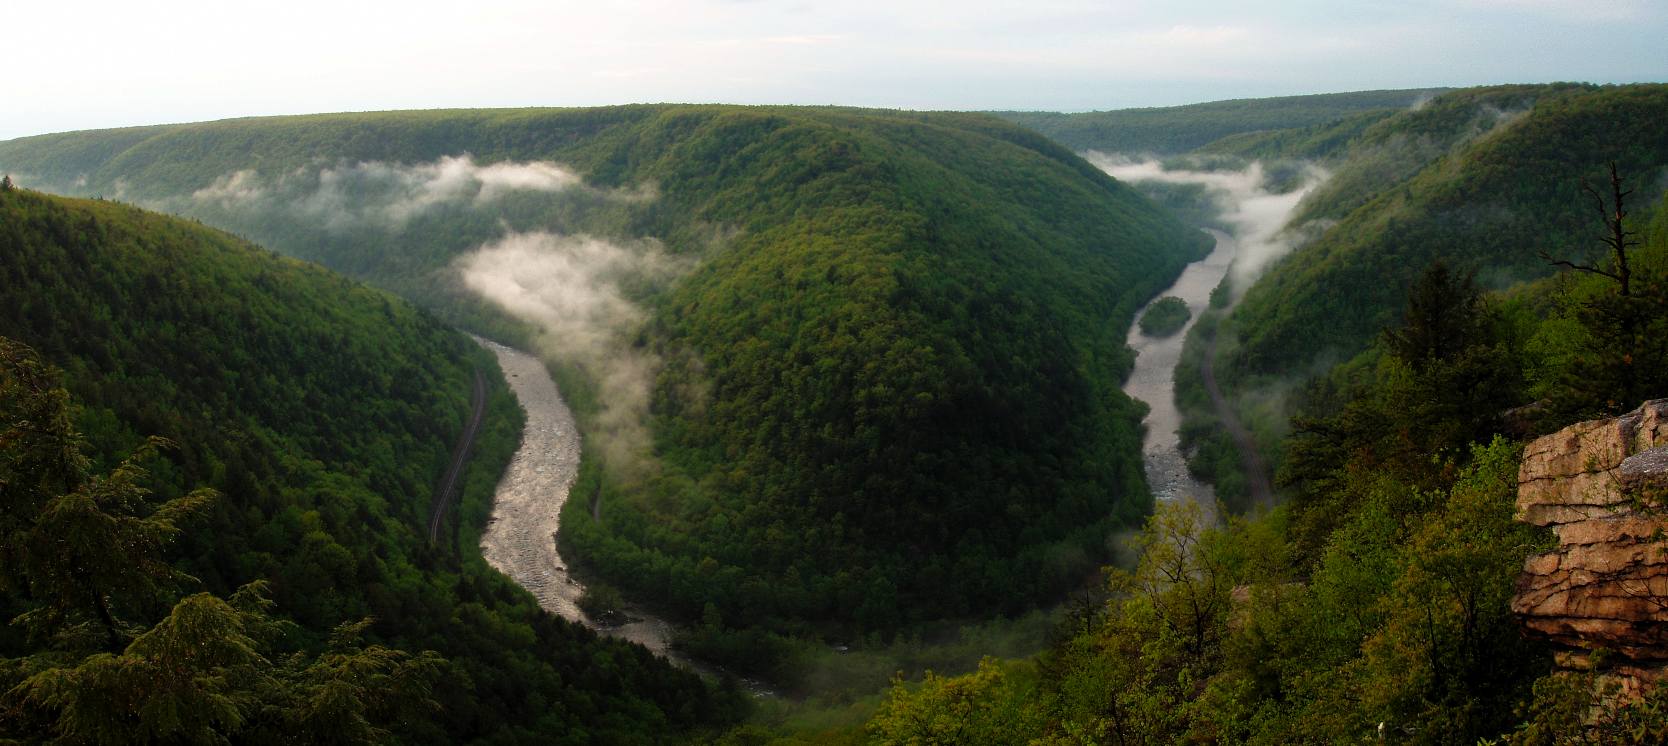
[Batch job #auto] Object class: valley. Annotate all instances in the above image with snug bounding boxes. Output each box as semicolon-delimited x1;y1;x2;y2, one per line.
476;337;681;659
1121;229;1233;509
4;76;1668;744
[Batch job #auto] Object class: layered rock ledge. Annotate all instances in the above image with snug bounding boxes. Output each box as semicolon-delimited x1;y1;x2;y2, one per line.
1513;399;1668;692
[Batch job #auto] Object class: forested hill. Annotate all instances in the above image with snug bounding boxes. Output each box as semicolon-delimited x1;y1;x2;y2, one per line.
0;187;737;742
988;88;1447;154
854;86;1668;744
1223;83;1668;378
0;107;1211;669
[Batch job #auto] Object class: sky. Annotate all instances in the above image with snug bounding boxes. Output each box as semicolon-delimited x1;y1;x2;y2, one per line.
6;0;1665;141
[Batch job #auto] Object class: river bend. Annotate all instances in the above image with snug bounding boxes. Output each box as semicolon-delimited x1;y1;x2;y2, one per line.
475;338;681;659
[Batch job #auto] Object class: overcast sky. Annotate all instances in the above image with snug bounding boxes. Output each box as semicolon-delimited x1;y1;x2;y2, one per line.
6;0;1665;141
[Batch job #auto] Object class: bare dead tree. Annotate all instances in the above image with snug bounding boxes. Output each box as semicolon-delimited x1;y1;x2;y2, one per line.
1540;162;1638;297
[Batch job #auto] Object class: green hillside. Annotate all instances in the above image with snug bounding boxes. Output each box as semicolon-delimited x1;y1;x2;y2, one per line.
861;167;1668;746
0;187;735;742
989;88;1447;154
0;107;1211;668
1225;83;1668;379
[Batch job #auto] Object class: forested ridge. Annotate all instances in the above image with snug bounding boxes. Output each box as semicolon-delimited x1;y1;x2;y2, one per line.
6;82;1668;744
815;83;1668;745
1225;84;1668;378
988;88;1446;155
862;162;1668;746
0;188;739;743
1146;84;1668;510
0;106;1211;675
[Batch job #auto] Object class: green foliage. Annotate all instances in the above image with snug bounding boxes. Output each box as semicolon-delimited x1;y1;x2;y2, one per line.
1199;108;1400;162
1534;181;1668;421
1225;84;1668;381
0;341;448;743
0;191;737;741
0;106;1211;655
577;583;625;622
989;88;1446;154
1280;260;1526;549
1139;296;1192;337
865;439;1554;744
1496;665;1668;745
1209;275;1233;309
866;658;1048;745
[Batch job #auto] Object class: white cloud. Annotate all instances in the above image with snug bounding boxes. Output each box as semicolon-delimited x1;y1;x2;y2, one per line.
191;155;586;228
458;231;692;468
1087;153;1329;290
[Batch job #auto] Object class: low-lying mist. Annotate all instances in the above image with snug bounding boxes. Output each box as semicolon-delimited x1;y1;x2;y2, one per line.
185;155;691;470
1086;153;1329;293
458;231;690;469
188;154;630;229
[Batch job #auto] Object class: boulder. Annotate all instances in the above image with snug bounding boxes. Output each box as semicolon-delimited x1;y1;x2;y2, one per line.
1513;399;1668;685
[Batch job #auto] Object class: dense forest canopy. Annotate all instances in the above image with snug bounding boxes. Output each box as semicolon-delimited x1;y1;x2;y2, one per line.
825;83;1668;744
862;158;1668;746
1070;83;1668;511
0;188;738;742
11;82;1664;742
1225;84;1668;378
987;88;1448;155
0;106;1211;673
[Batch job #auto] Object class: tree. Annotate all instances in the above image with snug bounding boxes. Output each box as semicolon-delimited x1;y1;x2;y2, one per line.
1109;499;1233;660
868;658;1048;745
1283;259;1523;547
1;174;13;192
0;337;216;650
1539;162;1638;298
0;337;446;743
1384;260;1486;372
1540;166;1668;417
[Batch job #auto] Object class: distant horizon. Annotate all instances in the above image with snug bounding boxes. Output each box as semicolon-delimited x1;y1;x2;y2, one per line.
11;0;1665;141
10;78;1667;143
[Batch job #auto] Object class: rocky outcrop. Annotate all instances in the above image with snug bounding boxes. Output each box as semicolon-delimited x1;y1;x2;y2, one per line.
1513;399;1668;693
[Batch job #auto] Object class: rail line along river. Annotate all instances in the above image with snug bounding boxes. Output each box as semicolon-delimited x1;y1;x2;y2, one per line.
1122;228;1237;511
474;338;682;660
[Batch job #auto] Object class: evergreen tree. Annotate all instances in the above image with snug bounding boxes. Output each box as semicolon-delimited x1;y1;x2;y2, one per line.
0;337;445;743
1543;167;1668;418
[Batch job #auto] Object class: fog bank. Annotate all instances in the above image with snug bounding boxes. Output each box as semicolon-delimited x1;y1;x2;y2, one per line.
458;232;689;468
190;155;598;228
1086;153;1329;292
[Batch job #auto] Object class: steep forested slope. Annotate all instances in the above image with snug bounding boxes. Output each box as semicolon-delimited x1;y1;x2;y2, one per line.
0;107;1210;662
863;186;1668;746
1224;83;1668;379
988;88;1446;154
0;188;735;742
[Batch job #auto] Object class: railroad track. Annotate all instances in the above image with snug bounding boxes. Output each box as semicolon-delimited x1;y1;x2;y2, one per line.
429;368;487;544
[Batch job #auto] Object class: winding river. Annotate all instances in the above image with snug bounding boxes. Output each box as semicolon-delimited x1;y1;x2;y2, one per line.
474;338;682;659
475;228;1240;676
1122;228;1237;511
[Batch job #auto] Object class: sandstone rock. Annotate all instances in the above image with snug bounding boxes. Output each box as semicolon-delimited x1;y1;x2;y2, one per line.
1513;399;1668;687
1621;445;1668;495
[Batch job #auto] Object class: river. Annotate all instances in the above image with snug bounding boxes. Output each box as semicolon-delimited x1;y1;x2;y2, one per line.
1122;228;1236;512
474;338;683;659
475;229;1239;676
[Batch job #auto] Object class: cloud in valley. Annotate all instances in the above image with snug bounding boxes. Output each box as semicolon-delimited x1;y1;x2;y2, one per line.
457;232;691;469
192;155;589;228
1087;154;1328;291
